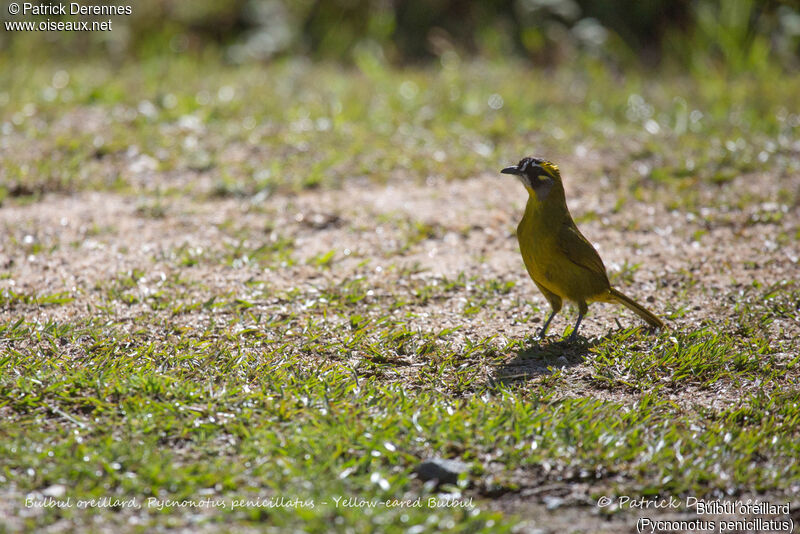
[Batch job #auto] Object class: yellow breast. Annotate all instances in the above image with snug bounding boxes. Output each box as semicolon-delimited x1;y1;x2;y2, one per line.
516;194;609;304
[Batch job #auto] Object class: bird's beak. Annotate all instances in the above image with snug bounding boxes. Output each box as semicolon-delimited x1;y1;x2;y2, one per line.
501;165;522;175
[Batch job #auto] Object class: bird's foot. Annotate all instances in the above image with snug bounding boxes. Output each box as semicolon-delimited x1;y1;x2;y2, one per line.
563;327;584;344
566;332;578;343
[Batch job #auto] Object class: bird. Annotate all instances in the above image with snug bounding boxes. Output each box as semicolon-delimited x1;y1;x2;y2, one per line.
501;156;664;341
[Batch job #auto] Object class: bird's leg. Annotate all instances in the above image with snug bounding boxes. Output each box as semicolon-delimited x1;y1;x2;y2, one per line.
537;309;557;340
567;312;584;342
567;302;588;342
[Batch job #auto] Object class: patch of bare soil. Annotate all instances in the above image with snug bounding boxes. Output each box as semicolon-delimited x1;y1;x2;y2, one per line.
3;164;796;340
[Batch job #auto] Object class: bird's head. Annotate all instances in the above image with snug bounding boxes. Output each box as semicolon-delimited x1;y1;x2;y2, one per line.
501;157;561;199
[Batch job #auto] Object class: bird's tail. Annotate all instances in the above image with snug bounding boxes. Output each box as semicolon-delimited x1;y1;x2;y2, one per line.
608;288;665;329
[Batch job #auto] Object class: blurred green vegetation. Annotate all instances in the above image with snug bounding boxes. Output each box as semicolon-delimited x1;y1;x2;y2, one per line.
1;0;799;72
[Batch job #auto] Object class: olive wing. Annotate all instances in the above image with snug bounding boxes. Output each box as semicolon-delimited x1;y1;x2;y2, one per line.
557;221;608;279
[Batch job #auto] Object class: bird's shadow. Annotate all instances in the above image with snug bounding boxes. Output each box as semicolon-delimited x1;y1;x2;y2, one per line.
489;335;600;386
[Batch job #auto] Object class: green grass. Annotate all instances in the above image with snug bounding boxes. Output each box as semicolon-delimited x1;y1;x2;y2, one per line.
0;290;75;309
1;53;799;532
588;327;784;389
2;271;798;530
2;315;798;530
1;55;799;210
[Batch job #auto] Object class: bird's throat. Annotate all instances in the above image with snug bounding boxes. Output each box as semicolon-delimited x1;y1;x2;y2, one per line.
526;179;554;201
524;182;569;225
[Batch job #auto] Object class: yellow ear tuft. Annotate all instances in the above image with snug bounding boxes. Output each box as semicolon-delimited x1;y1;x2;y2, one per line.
539;160;560;177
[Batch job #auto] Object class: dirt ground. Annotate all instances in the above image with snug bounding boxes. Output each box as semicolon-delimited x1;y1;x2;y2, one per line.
3;157;797;345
